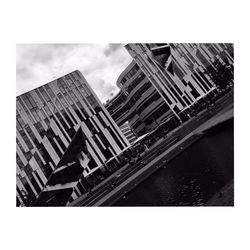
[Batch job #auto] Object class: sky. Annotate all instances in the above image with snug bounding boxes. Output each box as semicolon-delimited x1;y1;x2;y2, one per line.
16;44;133;103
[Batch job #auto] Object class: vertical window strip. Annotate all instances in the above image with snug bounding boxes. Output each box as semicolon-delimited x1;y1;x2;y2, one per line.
58;95;77;126
16;147;27;167
55;136;67;152
103;128;120;155
53;137;64;155
16;136;27;156
184;74;205;96
16;99;24;113
67;105;82;124
101;109;129;146
85;140;102;167
49;111;71;143
23;126;36;149
162;72;187;107
190;73;208;94
66;91;87;121
16;129;29;152
16;178;26;193
33;149;46;166
33;171;44;189
32;172;43;190
19;97;36;124
20;128;33;150
16;187;26;206
53;98;72;128
88;136;106;163
23;172;38;197
101;111;127;149
74;85;95;114
36;168;47;185
95;134;106;150
89;117;99;133
42;136;60;165
50;118;69;148
46;98;71;129
154;69;180;104
72;88;92;117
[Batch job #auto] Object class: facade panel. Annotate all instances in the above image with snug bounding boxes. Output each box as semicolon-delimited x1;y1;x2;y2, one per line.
125;43;233;121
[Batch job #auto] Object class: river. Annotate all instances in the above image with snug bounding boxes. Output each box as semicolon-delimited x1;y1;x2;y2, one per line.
114;118;234;206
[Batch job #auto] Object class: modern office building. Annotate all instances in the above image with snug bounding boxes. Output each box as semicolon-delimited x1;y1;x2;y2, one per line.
125;43;234;121
119;121;137;144
16;70;130;206
105;60;174;137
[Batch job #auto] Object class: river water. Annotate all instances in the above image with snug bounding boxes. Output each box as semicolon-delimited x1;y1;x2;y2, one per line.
114;119;234;206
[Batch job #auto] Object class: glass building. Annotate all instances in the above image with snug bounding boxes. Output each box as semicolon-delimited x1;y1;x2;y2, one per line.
105;60;173;137
16;70;130;206
125;43;234;121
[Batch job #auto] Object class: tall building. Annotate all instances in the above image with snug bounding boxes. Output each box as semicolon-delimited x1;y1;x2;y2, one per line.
16;70;130;206
105;60;174;137
125;43;234;121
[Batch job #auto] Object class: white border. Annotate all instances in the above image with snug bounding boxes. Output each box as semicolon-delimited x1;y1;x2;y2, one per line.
1;0;250;250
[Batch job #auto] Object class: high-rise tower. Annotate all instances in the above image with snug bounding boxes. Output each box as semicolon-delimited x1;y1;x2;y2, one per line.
16;70;130;206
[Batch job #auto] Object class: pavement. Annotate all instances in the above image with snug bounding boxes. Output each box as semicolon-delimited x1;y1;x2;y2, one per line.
195;104;233;133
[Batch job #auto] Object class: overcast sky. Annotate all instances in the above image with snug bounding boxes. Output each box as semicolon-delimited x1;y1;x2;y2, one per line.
16;44;132;103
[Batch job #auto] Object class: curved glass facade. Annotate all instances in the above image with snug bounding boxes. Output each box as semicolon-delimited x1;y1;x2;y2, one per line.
106;61;173;137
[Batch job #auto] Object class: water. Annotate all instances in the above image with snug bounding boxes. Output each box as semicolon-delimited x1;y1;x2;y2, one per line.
114;119;234;206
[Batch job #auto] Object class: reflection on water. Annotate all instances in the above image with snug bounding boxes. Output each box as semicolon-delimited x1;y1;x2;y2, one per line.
114;119;234;206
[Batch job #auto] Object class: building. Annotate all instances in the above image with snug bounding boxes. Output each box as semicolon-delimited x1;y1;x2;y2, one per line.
125;43;234;121
105;60;174;137
119;121;137;144
16;70;130;206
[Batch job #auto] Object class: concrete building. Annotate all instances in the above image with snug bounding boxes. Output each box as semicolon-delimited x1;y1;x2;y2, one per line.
105;60;174;137
125;43;234;121
16;70;130;206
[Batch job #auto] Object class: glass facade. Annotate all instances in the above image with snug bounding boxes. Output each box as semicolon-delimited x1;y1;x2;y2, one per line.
16;70;130;206
106;61;173;137
125;43;234;121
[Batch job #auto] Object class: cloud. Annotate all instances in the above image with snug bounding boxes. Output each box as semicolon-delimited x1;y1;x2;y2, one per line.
16;44;132;103
94;79;117;101
104;44;123;56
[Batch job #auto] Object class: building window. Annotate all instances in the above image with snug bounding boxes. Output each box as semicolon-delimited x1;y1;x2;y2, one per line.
65;94;73;105
55;99;63;111
16;153;24;168
40;88;50;102
34;122;46;137
58;94;68;108
31;110;40;123
44;105;52;117
16;100;23;112
69;91;78;103
20;130;33;150
45;85;55;98
17;114;25;127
